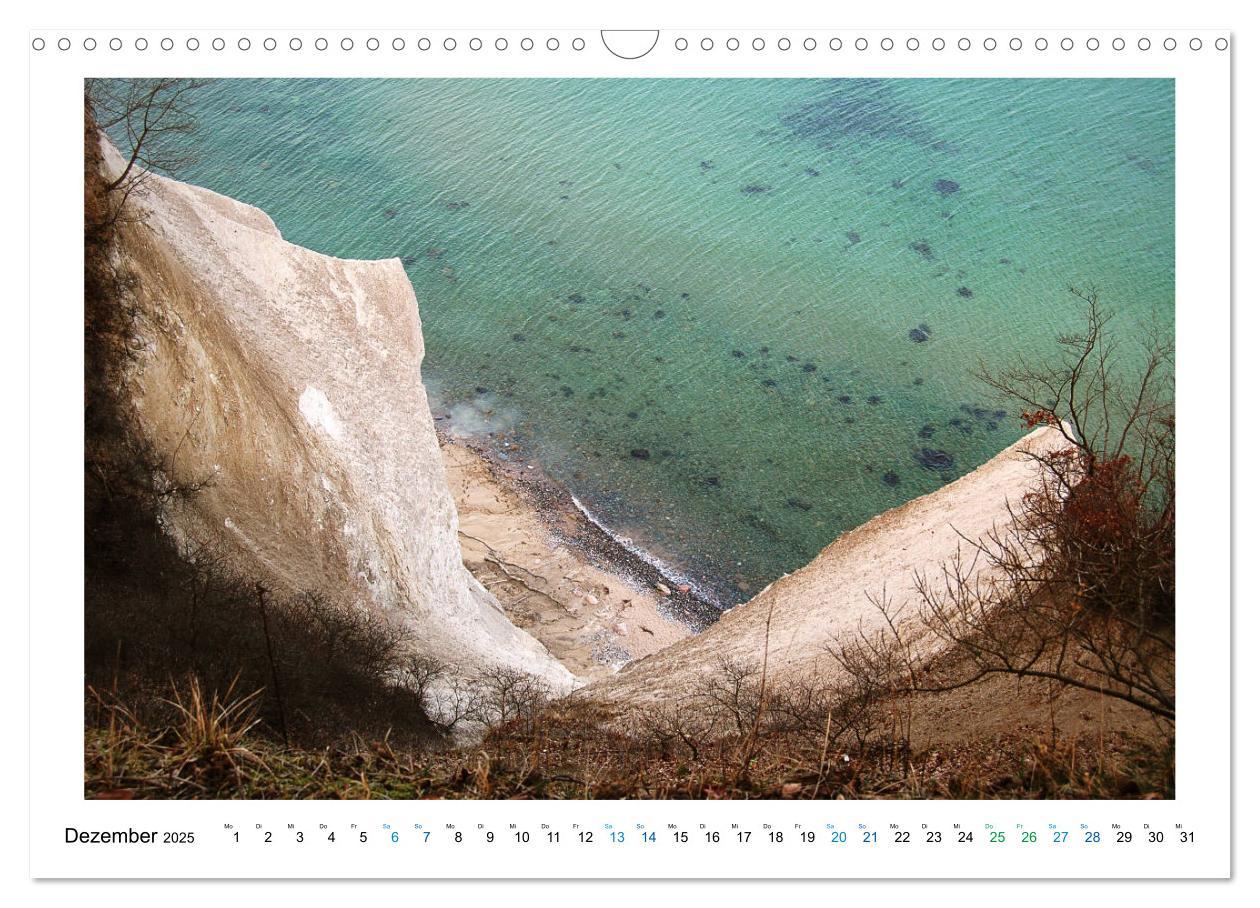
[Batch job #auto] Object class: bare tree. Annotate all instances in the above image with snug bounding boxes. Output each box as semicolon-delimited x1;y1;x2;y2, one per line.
854;290;1175;721
86;78;213;207
697;656;762;735
397;654;450;703
632;696;721;761
395;656;482;734
287;591;410;680
468;667;551;728
822;628;907;756
977;287;1174;485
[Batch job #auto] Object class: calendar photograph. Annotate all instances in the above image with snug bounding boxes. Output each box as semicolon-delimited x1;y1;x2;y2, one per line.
78;73;1180;803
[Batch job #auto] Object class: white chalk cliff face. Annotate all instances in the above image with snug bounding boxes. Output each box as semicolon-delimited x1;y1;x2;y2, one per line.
102;141;573;692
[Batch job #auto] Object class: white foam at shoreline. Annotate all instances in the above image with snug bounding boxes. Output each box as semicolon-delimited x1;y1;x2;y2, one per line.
569;494;725;612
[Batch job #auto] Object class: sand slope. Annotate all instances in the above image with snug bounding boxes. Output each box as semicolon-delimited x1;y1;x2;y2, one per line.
441;439;691;681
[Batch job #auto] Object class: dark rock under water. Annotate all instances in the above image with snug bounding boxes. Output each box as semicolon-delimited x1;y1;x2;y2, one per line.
914;448;956;471
779;79;945;150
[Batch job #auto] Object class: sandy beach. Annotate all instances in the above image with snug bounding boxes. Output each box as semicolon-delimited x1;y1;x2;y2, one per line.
438;433;693;682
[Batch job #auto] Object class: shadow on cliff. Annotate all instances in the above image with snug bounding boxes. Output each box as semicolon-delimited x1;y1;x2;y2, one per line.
83;98;448;754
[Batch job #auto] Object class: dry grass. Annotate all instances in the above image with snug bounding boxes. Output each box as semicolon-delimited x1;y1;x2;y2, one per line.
88;677;263;799
162;677;263;779
85;678;1172;801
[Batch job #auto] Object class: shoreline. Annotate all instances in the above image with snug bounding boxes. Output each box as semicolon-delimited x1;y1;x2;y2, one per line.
436;422;709;681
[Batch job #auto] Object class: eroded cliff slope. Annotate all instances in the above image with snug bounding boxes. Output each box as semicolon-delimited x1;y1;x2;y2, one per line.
588;427;1061;707
101;142;572;692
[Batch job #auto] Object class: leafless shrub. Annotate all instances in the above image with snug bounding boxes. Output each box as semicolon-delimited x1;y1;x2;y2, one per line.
976;286;1174;622
175;539;243;664
467;667;552;729
397;654;450;703
285;592;410;680
423;674;480;735
696;656;762;735
631;696;722;761
395;656;481;734
85;78;213;220
848;290;1175;721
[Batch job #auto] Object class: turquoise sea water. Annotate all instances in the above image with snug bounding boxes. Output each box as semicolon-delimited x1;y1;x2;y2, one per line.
150;78;1174;605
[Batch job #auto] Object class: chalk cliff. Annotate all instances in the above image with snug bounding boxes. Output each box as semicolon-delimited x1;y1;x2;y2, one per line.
101;142;573;693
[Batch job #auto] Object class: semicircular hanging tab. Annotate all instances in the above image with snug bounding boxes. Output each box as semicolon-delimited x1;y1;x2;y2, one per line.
601;30;660;60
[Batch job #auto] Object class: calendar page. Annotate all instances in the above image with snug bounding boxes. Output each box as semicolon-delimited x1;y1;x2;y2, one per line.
21;1;1237;886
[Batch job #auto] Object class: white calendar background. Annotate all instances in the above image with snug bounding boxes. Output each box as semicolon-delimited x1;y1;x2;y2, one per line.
13;0;1247;890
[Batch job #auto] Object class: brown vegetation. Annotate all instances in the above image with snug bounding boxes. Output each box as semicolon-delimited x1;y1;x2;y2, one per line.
86;668;1171;800
839;289;1174;725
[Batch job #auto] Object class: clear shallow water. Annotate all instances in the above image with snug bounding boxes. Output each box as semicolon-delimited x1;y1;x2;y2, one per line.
147;78;1174;604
